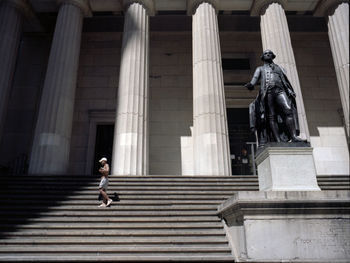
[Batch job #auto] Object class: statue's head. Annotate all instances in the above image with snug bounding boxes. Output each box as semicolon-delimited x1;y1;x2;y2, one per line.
261;49;276;61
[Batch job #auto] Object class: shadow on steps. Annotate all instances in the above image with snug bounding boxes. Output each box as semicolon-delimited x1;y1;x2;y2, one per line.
0;174;103;239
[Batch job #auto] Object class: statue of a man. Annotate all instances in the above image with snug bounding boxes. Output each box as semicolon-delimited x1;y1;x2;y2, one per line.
245;50;305;146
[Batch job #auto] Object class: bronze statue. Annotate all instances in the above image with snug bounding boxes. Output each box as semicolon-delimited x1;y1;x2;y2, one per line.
245;50;305;146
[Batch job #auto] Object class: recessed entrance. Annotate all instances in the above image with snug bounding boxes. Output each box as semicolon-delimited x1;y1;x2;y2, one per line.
227;108;256;175
93;124;114;175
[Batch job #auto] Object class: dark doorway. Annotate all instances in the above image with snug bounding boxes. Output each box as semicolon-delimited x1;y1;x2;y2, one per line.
93;124;114;175
227;108;256;175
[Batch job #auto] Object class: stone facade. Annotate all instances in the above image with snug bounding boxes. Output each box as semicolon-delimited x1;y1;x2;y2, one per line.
149;32;193;175
0;0;348;176
0;2;349;260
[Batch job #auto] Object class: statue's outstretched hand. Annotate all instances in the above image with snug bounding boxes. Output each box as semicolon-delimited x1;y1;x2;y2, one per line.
245;83;254;91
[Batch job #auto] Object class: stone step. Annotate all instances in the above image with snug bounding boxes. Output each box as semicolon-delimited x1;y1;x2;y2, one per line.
3;175;348;182
4;178;348;185
2;185;257;190
0;254;234;262
2;183;348;190
3;229;225;236
2;175;348;183
101;182;258;186
1;187;347;197
3;174;348;178
3;180;347;190
0;210;220;216
318;181;350;185
0;204;219;211
0;222;223;229
0;245;231;253
0;236;229;245
0;175;258;179
0;200;224;206
318;179;350;183
0;190;250;195
0;178;259;184
316;175;350;179
0;196;229;204
319;186;350;190
0;216;219;223
1;200;223;206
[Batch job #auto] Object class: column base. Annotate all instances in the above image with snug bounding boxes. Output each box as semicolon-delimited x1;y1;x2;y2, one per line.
255;143;321;191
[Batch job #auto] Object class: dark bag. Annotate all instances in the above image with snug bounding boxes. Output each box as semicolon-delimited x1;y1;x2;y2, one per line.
113;192;120;201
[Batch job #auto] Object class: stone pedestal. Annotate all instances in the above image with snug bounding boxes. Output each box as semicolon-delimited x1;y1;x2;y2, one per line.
255;143;321;191
29;1;89;174
189;0;231;176
218;191;350;262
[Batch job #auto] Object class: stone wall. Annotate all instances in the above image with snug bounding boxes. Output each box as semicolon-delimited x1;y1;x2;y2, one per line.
292;32;344;136
69;32;121;174
149;32;193;175
311;127;349;175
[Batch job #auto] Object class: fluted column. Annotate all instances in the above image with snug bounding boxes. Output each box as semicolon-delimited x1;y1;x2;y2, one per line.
29;0;90;175
0;0;29;144
112;1;154;175
252;0;310;141
188;0;231;175
328;3;349;136
315;1;349;136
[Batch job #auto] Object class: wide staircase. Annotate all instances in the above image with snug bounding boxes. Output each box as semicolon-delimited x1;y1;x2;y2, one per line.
0;174;349;262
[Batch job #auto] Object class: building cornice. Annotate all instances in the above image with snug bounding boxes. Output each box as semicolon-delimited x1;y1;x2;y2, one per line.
250;0;287;16
123;0;156;16
313;0;349;17
57;0;92;17
187;0;219;15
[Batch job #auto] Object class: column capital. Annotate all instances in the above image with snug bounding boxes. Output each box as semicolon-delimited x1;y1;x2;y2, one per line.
250;0;287;16
57;0;92;17
313;0;348;17
187;0;219;15
1;0;34;18
123;0;156;16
